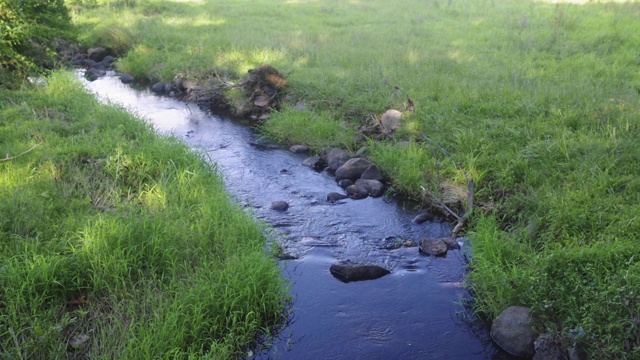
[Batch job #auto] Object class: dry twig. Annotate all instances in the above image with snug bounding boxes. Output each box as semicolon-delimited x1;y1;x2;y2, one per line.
0;144;41;163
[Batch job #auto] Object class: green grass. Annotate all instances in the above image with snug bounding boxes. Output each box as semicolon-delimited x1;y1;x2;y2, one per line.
0;72;288;359
70;0;640;357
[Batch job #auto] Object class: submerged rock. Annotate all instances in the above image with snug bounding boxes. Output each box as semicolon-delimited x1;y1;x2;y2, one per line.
327;192;348;203
329;264;390;282
302;156;325;170
491;306;536;358
345;184;368;199
419;238;448;256
338;179;353;189
412;212;433;224
270;200;289;211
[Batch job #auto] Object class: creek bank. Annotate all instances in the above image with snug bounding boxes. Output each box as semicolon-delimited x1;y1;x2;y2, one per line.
76;55;566;358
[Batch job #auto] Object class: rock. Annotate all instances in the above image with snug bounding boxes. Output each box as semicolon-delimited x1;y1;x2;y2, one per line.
84;68;104;81
329;264;390;282
354;179;385;197
491;306;536;358
164;82;173;94
120;73;135;84
277;253;298;260
302;156;325;170
335;158;372;180
325;148;350;172
345;184;368;199
290;144;310;153
151;82;167;94
338;179;353;189
101;55;115;65
270;201;289;211
69;334;89;349
533;333;567;360
360;164;384;181
419;238;448;256
87;47;109;62
412;212;433;224
327;192;348;203
380;109;403;135
442;237;461;250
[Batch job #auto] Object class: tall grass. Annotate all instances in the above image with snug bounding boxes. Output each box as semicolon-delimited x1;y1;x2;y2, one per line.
70;0;640;356
0;72;288;358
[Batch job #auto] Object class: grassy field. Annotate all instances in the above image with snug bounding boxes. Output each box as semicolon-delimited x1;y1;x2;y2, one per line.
69;0;640;357
0;72;288;358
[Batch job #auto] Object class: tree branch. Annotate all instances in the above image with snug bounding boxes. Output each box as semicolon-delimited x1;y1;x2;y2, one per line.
0;144;41;163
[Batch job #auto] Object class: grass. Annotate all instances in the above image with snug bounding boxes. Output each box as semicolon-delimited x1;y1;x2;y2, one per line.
0;72;288;359
69;0;640;357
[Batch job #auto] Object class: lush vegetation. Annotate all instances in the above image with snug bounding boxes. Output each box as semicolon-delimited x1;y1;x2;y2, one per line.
0;0;75;83
32;0;640;357
0;72;288;358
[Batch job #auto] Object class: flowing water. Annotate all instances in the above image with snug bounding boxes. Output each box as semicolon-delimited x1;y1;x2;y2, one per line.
82;74;513;359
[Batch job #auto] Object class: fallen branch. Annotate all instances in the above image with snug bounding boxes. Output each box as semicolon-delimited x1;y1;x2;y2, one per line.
0;144;41;163
421;185;461;221
451;180;475;238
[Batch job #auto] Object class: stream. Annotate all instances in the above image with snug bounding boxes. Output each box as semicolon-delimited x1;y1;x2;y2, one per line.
82;73;512;359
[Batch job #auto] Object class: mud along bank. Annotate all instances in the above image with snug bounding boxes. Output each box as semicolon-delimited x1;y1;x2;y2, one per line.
81;74;511;359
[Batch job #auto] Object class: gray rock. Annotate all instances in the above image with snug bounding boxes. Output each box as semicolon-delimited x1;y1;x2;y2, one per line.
290;144;310;153
302;156;325;170
270;201;289;211
355;179;385;197
335;158;372;180
534;333;567;360
325;148;350;172
87;47;108;62
327;192;348;203
345;184;368;199
491;306;536;358
360;164;384;181
380;109;402;135
419;238;448;256
442;237;461;250
151;82;167;94
412;212;433;224
164;82;173;94
329;264;390;282
120;73;135;84
338;179;353;189
84;68;104;82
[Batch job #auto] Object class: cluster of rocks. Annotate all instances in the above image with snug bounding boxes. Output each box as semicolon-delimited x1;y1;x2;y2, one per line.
491;306;588;360
71;47;121;82
300;147;386;201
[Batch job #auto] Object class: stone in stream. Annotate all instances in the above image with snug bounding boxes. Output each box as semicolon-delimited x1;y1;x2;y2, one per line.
290;144;310;153
412;212;434;224
490;306;536;358
151;82;168;94
354;179;385;198
326;192;348;203
419;238;448;256
119;73;135;84
329;264;390;282
324;148;350;172
302;156;326;171
345;184;368;199
270;200;289;211
335;158;372;180
338;179;353;189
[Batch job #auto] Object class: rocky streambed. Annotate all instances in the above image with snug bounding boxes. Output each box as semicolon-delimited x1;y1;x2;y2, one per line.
81;72;518;359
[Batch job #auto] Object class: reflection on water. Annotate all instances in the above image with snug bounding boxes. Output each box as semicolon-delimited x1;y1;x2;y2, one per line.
82;74;512;360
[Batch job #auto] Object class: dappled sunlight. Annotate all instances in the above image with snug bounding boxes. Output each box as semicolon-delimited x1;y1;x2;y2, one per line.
164;14;226;27
214;48;287;75
536;0;634;3
169;0;204;3
139;184;167;212
405;49;420;65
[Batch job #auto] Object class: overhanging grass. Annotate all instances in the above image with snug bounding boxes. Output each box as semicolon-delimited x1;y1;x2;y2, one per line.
71;0;640;356
0;71;287;359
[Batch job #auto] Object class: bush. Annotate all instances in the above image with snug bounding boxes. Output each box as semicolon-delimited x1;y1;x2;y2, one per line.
0;0;74;83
